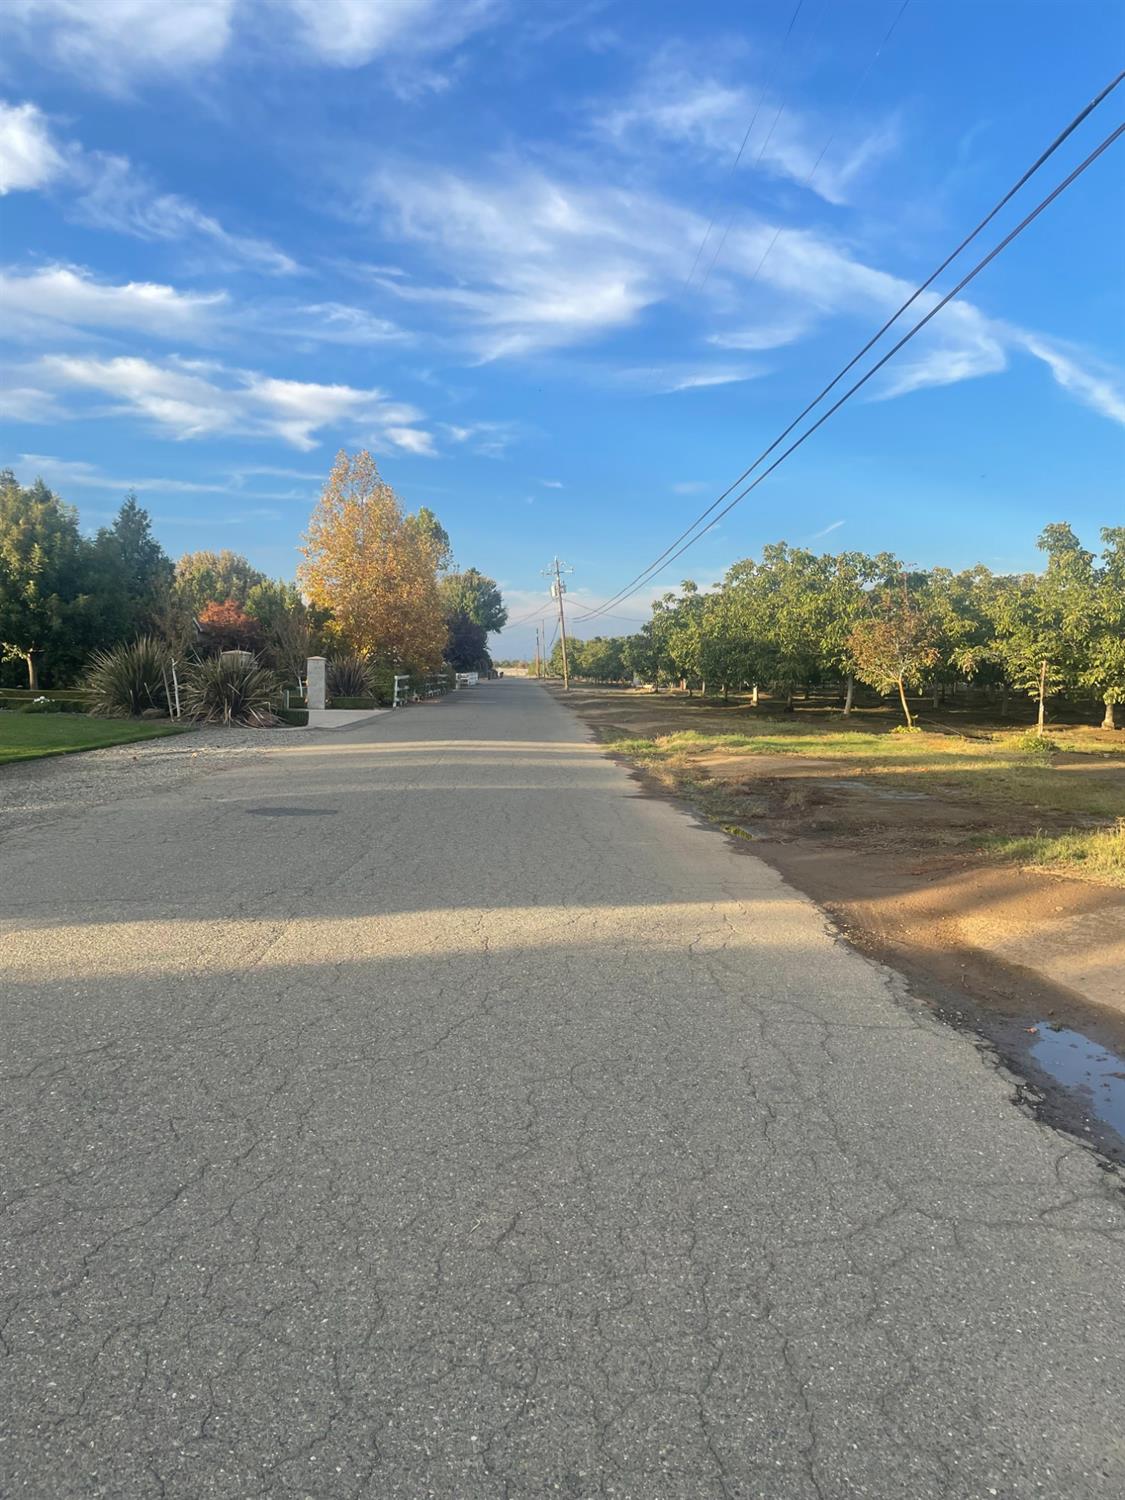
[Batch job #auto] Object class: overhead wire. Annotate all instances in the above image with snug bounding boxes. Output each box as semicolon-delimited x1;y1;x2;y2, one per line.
698;0;831;290
682;0;806;293
734;0;913;296
574;118;1125;624
572;69;1125;625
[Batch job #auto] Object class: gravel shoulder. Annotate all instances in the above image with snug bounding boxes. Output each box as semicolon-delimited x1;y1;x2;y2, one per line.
0;723;289;839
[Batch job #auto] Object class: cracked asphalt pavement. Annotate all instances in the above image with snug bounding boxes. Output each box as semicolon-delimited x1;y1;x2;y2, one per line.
2;678;1124;1498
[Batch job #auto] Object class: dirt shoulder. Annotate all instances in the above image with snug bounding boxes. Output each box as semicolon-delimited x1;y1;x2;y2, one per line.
553;683;1125;1158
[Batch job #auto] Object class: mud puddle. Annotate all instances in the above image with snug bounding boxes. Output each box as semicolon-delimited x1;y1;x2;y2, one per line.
1025;1025;1125;1139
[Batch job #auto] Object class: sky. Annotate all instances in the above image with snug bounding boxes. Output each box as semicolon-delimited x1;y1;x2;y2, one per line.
0;0;1122;657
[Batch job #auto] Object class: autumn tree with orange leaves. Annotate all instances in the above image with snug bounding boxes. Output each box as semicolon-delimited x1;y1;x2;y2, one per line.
298;450;447;668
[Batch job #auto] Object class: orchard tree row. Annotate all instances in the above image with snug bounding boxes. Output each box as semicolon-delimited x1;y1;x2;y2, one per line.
549;524;1124;731
0;452;507;692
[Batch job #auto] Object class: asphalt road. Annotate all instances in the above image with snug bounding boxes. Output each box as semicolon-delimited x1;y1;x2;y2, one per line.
2;679;1123;1499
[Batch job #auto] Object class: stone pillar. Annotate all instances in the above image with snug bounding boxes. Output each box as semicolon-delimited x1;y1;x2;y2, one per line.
306;656;327;711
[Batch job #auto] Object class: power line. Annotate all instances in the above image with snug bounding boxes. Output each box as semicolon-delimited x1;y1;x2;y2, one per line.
683;0;806;293
699;0;830;289
576;118;1122;627
733;0;913;296
574;73;1124;626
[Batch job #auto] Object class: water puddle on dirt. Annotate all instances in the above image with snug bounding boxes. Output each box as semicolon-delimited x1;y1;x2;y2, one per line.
821;779;931;802
1029;1025;1125;1138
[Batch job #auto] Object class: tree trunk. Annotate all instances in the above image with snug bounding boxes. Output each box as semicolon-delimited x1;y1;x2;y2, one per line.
843;674;855;716
25;651;40;691
751;684;759;707
932;682;941;709
786;689;795;712
722;684;729;704
897;677;913;729
1000;683;1010;717
1103;700;1119;731
1037;659;1047;737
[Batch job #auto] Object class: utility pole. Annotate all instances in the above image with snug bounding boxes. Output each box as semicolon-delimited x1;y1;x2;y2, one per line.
542;558;573;691
533;625;541;680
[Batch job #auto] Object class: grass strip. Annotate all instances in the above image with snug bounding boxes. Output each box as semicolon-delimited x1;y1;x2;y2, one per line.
0;715;185;765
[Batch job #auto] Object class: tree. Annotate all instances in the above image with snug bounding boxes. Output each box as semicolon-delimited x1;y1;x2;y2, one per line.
0;470;90;688
439;568;508;634
445;610;490;672
410;507;453;572
197;598;261;653
299;449;447;668
848;592;939;728
92;493;173;641
1085;527;1125;729
173;549;267;615
993;525;1093;734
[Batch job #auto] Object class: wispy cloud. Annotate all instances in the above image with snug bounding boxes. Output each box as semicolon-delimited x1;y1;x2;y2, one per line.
34;352;435;453
0;0;236;89
280;0;502;68
0;100;298;275
0;0;505;88
72;150;299;275
1016;333;1125;427
540;478;563;488
807;519;846;541
597;55;900;206
14;454;232;494
0;264;227;342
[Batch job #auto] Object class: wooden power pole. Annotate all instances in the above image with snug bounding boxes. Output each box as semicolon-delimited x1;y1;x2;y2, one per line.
543;557;573;691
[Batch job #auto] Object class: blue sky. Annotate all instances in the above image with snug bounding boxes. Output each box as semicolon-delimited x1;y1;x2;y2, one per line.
1;0;1122;655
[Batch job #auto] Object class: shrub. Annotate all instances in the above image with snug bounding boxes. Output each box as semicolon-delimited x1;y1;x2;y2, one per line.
328;695;379;709
19;697;65;714
181;653;280;726
276;707;309;726
328;654;374;698
86;637;171;718
1010;730;1059;761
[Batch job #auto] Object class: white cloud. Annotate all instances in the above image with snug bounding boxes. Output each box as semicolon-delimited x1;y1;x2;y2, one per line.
37;352;434;453
540;479;563;488
0;386;62;423
1017;333;1125;427
73;151;299;275
0;101;297;275
383;425;437;456
598;62;899;206
0;0;236;87
672;481;706;494
284;302;403;343
279;0;501;67
438;420;517;456
0;264;226;341
808;519;846;541
0;100;65;193
709;318;809;352
365;156;1123;426
659;366;759;394
0;0;503;85
368;164;693;357
14;454;232;494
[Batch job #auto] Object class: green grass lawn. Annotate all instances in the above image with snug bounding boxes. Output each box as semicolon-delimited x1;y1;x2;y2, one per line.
0;714;185;765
